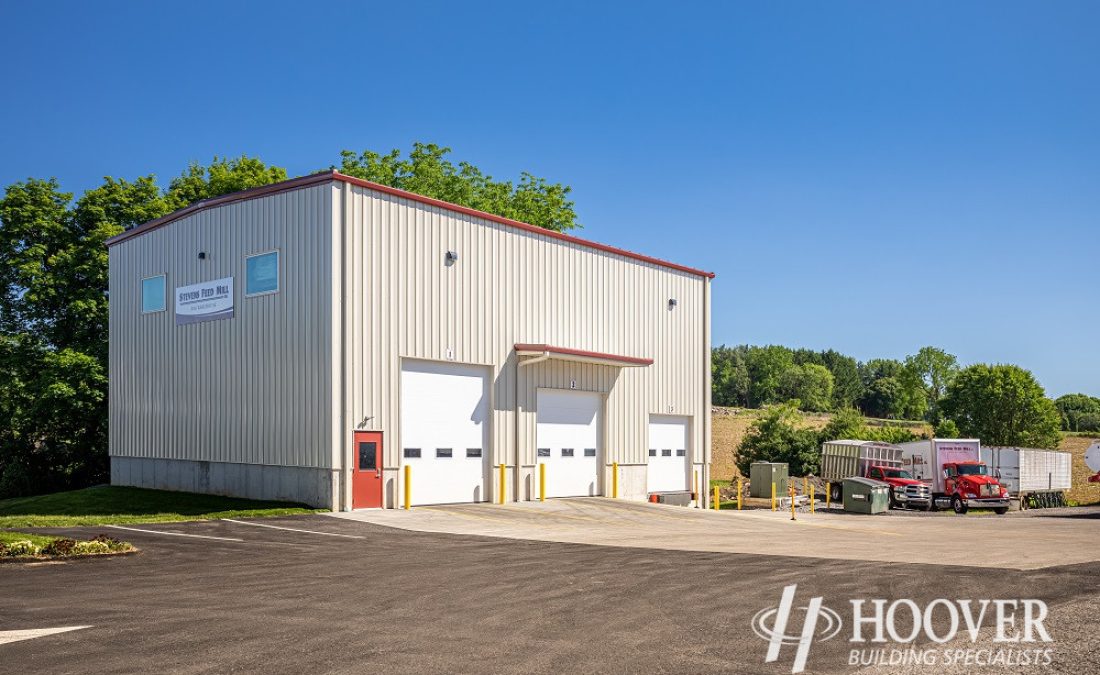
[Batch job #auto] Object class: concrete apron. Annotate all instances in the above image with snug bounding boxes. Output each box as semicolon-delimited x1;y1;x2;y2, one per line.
328;497;1100;571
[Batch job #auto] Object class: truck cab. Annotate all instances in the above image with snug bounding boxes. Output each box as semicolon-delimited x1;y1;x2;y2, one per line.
865;465;932;510
941;461;1009;514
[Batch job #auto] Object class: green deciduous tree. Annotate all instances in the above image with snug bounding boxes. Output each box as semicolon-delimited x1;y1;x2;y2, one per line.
821;350;862;410
858;358;925;420
778;363;834;412
934;418;961;438
165;156;288;213
1053;394;1100;432
903;346;959;423
818;406;919;444
736;402;820;477
336;143;579;232
941;364;1062;448
744;345;796;407
711;345;750;407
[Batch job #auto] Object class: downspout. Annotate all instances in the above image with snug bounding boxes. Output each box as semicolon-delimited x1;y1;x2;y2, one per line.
704;278;712;508
339;181;349;511
514;351;549;503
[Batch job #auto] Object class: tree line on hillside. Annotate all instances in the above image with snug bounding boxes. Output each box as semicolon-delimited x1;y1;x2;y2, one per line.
724;344;1079;476
712;344;959;420
0;144;578;498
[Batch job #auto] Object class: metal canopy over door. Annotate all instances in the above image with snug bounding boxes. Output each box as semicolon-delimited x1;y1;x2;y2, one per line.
536;390;601;498
352;430;383;508
400;360;489;505
648;415;690;493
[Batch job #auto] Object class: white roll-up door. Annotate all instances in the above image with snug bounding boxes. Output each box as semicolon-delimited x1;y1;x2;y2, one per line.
648;415;690;493
536;390;601;498
400;360;489;505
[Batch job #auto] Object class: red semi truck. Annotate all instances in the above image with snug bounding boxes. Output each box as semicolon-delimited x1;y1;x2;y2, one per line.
898;439;1010;514
819;440;932;510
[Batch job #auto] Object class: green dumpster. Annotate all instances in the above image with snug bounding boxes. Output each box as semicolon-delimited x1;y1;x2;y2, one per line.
749;462;789;499
842;477;890;514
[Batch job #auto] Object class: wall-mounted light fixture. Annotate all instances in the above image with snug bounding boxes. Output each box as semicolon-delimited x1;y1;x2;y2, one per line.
445;250;459;264
198;251;207;260
668;298;678;310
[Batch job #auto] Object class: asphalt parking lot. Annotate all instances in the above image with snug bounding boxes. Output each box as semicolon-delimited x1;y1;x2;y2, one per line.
2;502;1098;674
334;498;1100;570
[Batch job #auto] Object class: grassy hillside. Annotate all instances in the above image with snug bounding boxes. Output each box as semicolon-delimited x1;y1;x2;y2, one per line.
710;408;1100;505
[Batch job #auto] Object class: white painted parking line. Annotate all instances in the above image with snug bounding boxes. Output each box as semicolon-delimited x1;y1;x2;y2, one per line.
106;525;244;542
0;626;91;646
222;518;365;539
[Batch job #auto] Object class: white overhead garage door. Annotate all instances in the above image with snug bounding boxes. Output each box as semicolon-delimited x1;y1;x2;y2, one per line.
536;390;601;498
648;415;690;493
400;360;489;505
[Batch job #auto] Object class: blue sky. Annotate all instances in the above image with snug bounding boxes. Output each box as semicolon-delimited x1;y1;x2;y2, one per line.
1;1;1097;396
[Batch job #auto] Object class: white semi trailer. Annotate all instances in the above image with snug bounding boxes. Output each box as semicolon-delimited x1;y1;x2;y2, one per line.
981;447;1072;508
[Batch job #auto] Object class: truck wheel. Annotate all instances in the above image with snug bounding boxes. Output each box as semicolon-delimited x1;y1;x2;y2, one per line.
951;495;968;515
993;507;1008;515
830;484;842;504
889;490;899;510
921;502;932;512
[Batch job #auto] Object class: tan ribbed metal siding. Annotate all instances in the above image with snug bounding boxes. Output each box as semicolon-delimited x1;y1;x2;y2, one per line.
341;182;710;492
109;184;334;468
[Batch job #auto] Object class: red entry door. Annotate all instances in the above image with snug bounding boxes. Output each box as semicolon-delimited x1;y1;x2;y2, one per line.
352;431;383;509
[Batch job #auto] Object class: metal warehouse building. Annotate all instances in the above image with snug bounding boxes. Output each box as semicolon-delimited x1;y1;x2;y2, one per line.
106;171;713;509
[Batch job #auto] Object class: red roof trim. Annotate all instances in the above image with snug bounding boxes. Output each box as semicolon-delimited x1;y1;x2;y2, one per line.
515;343;654;367
104;171;336;247
105;170;715;279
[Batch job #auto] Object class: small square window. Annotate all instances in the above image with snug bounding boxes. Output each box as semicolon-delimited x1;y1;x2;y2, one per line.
436;448;452;458
466;448;482;458
584;448;596;457
141;275;166;313
358;442;377;471
562;448;574;457
649;448;657;457
246;251;279;296
537;448;551;458
661;449;672;457
403;448;421;459
675;449;686;457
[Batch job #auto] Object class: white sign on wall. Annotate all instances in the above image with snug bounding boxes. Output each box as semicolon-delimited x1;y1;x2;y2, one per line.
175;277;234;325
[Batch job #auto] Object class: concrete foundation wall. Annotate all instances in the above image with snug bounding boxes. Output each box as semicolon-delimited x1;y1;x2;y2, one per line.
111;457;336;509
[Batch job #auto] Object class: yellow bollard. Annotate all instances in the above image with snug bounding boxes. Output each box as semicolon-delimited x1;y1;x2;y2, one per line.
539;463;546;502
790;486;797;521
713;485;720;510
810;484;815;513
737;478;743;510
612;462;619;498
826;482;831;510
403;464;411;510
694;470;699;507
803;477;808;495
499;463;506;504
771;482;776;511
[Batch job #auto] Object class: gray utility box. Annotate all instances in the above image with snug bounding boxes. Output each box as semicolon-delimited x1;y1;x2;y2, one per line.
842;477;891;514
749;462;789;499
